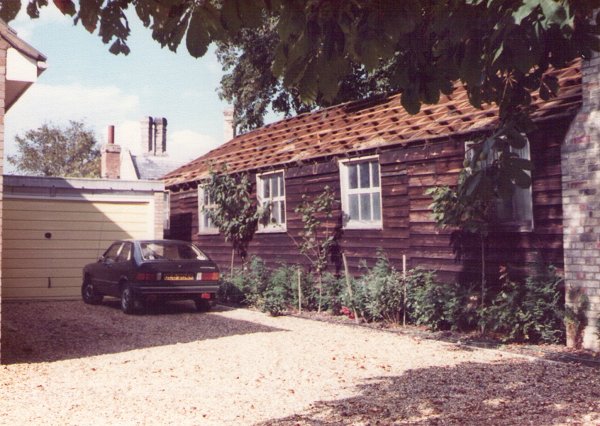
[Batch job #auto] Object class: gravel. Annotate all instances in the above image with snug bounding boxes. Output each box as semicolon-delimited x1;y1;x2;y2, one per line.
1;300;599;425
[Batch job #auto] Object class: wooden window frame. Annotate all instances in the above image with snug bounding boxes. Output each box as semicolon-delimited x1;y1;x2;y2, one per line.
339;155;383;230
256;170;287;233
163;191;171;231
464;140;534;232
197;185;219;235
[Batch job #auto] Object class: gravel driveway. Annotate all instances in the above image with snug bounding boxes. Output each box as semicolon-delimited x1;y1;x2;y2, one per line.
1;300;599;425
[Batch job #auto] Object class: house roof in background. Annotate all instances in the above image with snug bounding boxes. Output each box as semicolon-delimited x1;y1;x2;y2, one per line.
0;19;46;62
131;154;187;181
164;63;582;188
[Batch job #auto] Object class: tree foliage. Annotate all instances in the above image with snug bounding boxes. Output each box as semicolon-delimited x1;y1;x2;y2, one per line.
5;0;599;206
5;1;596;111
8;120;101;177
216;20;391;133
203;166;266;264
291;186;340;312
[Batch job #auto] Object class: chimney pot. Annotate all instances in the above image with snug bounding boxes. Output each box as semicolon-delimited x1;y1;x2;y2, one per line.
108;125;115;144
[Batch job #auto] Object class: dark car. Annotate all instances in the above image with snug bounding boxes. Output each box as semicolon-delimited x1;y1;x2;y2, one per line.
82;239;220;314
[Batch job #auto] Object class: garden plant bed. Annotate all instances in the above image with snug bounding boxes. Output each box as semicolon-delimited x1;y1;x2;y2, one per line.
1;300;599;425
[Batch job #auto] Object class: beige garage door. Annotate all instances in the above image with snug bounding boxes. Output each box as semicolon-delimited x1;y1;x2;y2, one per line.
2;198;152;300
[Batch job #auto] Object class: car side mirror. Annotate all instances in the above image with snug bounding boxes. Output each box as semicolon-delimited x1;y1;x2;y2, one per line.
98;255;105;263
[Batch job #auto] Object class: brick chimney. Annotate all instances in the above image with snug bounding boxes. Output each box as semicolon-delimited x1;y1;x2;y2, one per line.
141;116;168;156
223;108;234;142
141;116;153;153
101;125;121;179
562;49;600;351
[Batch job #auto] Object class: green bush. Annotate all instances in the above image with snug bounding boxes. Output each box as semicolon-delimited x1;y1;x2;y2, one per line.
405;270;474;331
217;278;246;305
483;265;565;343
262;264;296;316
319;272;345;314
217;256;270;308
344;252;404;323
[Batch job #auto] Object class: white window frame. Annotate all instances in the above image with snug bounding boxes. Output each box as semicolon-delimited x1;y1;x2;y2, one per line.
464;140;533;232
163;191;171;231
339;155;383;230
256;170;287;233
198;185;219;235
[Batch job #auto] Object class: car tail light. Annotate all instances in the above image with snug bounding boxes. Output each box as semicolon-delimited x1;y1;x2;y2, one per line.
135;272;161;281
196;272;220;281
200;293;213;299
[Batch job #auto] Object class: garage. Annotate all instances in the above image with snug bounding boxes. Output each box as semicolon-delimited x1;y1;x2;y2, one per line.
2;175;165;300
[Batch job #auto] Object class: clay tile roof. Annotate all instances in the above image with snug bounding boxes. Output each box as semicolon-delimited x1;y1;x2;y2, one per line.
164;63;581;187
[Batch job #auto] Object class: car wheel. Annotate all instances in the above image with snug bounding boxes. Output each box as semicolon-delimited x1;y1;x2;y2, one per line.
121;284;142;314
194;298;212;312
81;277;103;305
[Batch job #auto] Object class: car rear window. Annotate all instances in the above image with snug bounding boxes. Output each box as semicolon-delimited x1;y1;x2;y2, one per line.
140;242;208;261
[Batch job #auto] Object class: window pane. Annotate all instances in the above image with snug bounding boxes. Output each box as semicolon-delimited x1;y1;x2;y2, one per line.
495;197;513;221
348;164;358;189
263;177;270;198
280;200;285;224
372;192;381;221
118;244;131;262
272;201;279;224
280;175;285;196
271;175;279;197
359;162;370;188
105;244;121;261
371;162;380;187
360;193;371;220
349;194;359;220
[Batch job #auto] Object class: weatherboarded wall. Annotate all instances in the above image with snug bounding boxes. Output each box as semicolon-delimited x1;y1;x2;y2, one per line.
168;118;571;282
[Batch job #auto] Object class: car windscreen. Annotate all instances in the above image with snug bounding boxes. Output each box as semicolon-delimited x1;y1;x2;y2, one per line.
139;242;209;261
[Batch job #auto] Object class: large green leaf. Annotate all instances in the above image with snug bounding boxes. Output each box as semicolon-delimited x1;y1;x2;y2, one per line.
0;0;21;22
77;0;102;33
187;9;211;58
505;128;528;149
401;87;421;115
53;0;75;16
460;38;483;87
512;0;540;25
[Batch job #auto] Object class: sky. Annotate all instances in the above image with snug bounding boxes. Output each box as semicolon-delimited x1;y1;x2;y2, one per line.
5;6;237;173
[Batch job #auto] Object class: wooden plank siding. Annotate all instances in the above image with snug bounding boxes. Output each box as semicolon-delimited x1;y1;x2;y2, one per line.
168;118;570;282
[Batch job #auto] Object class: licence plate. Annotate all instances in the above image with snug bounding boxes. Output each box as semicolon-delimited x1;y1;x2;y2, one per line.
163;273;193;281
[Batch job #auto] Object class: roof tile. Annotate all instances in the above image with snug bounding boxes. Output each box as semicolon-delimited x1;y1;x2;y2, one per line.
164;63;581;187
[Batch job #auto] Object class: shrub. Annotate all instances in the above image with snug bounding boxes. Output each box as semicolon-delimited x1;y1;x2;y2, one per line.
344;252;404;323
262;264;296;316
483;265;565;343
218;256;269;308
406;270;477;331
217;278;246;305
320;272;345;315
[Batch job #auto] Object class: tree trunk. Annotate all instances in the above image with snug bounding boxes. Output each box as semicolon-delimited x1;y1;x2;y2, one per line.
317;272;323;313
342;252;359;323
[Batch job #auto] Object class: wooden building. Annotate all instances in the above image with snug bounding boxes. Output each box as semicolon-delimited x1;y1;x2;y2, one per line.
164;64;581;282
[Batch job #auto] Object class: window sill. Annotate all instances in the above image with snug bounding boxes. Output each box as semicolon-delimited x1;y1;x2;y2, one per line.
343;222;383;231
257;226;287;234
198;229;220;236
491;221;534;233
